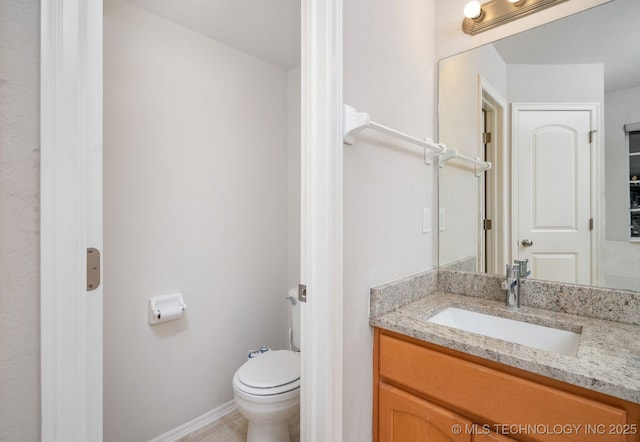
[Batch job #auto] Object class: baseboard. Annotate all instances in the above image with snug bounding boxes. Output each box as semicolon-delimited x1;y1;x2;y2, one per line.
149;400;237;442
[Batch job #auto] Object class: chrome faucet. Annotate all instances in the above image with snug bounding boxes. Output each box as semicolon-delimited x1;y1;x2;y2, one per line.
502;263;520;308
502;259;530;308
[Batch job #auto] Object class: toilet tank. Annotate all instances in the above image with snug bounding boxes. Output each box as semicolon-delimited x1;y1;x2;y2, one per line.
288;287;301;351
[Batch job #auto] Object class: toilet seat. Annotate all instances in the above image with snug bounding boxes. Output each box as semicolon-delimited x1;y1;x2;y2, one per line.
234;350;300;396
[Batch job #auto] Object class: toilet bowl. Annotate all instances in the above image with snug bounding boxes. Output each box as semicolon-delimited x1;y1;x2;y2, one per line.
233;349;300;442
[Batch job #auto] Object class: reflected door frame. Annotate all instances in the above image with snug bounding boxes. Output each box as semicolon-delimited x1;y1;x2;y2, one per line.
478;77;509;276
511;103;601;285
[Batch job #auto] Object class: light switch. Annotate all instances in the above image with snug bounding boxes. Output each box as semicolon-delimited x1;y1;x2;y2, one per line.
422;208;431;233
439;208;445;231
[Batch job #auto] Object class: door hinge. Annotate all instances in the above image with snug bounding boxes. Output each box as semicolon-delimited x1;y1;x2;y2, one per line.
298;284;307;303
589;130;598;144
589;218;594;231
483;132;492;144
483;219;492;230
87;248;101;291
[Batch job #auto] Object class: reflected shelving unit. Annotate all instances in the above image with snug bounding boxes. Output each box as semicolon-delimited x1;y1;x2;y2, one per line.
628;127;640;241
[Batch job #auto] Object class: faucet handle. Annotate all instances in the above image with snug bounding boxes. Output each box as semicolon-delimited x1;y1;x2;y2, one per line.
514;259;531;278
501;264;519;290
501;279;515;290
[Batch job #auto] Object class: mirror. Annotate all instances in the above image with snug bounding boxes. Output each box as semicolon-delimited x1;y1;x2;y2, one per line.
438;0;640;292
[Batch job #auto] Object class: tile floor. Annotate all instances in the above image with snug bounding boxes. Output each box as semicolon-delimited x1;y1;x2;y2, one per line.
178;408;300;442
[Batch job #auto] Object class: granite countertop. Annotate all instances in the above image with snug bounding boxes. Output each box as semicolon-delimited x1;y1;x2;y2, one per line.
370;290;640;404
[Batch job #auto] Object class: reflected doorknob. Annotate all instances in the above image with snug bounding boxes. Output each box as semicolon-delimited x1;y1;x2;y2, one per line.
521;239;533;247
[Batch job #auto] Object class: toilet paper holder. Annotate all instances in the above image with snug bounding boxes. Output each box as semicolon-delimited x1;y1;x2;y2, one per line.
148;293;187;325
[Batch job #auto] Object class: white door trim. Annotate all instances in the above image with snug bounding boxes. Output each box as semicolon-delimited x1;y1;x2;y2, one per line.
300;0;344;441
511;103;600;285
41;1;103;440
478;76;509;274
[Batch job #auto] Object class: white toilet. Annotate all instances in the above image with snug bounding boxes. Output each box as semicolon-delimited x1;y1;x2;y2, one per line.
232;288;300;442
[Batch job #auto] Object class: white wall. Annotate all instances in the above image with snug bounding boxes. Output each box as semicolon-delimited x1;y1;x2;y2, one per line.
343;0;437;440
507;64;604;104
104;1;293;440
0;2;41;441
438;44;507;268
435;0;611;60
604;240;640;290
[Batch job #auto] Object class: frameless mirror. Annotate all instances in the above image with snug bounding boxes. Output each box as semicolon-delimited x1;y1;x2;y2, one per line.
438;0;640;291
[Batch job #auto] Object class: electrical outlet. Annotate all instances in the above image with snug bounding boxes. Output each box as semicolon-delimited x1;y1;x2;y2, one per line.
422;208;431;233
439;208;445;231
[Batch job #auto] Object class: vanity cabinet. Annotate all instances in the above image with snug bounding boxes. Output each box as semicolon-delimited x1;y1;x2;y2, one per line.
373;328;640;442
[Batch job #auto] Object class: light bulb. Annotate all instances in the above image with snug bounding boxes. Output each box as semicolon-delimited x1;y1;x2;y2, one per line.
508;0;526;4
464;1;482;19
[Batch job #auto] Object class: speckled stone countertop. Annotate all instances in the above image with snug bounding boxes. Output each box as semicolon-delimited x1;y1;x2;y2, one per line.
370;270;640;404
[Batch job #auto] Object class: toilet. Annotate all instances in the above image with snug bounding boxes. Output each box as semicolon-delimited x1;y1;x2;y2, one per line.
232;288;300;442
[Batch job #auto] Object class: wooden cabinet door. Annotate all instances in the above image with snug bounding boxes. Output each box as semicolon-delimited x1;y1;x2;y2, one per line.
473;427;516;441
379;383;472;442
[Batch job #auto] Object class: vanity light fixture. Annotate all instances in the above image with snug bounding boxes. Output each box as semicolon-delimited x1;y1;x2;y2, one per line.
462;0;568;35
464;1;484;20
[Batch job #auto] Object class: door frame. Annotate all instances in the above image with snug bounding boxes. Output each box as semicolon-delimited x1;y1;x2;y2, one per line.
41;0;344;441
300;0;344;441
40;1;103;440
511;103;601;285
478;76;508;275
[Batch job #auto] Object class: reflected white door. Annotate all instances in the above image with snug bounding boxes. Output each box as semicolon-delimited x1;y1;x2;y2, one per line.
514;107;593;285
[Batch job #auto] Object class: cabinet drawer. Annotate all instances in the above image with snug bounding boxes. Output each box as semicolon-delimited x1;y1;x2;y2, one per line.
379;334;627;442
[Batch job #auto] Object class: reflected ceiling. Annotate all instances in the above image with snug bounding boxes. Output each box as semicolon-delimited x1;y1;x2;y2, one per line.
493;0;640;92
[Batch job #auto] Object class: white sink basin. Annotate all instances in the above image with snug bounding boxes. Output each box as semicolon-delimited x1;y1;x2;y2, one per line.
426;307;581;357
